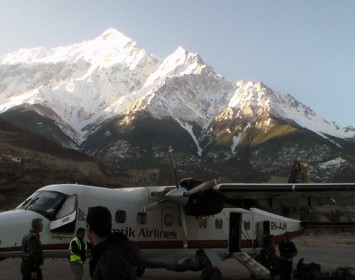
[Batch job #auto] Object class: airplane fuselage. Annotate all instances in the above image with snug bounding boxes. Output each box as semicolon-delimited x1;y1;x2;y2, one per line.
0;184;304;269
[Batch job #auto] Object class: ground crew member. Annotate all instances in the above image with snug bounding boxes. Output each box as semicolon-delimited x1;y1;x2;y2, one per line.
86;206;140;280
21;218;44;280
260;235;281;277
69;227;88;280
279;232;297;280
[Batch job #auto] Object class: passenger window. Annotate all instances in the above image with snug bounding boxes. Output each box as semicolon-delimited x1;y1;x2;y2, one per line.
164;214;174;227
215;218;223;229
199;217;207;228
137;212;147;224
115;210;126;223
243;220;251;230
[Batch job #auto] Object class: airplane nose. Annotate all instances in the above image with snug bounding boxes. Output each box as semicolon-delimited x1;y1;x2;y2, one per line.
0;210;46;258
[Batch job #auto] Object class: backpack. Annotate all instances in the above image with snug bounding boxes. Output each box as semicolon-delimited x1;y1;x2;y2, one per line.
296;258;321;280
334;267;355;280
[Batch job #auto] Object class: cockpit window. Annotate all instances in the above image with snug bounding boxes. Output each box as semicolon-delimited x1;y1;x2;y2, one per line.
17;191;68;220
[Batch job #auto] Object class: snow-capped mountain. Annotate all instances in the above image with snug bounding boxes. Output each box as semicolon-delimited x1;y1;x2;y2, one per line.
0;28;161;143
1;28;354;182
225;81;355;140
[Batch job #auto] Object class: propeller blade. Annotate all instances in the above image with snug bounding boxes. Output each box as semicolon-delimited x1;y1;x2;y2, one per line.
168;146;178;187
183;179;220;196
143;199;168;212
179;206;188;249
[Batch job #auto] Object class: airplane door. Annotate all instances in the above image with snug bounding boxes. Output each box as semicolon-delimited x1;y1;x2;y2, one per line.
256;221;270;247
229;212;241;253
50;195;77;233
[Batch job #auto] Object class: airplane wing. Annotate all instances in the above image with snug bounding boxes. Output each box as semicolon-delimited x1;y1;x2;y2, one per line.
212;182;355;220
214;182;355;202
145;177;355;222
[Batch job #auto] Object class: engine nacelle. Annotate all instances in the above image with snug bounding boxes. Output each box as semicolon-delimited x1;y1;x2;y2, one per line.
178;178;224;216
175;256;203;272
184;192;224;216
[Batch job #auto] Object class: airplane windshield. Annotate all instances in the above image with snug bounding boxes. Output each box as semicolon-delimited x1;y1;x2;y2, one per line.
17;191;68;220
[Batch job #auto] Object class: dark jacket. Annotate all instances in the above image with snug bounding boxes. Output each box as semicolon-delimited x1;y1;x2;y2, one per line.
278;239;297;260
89;232;140;280
21;230;44;272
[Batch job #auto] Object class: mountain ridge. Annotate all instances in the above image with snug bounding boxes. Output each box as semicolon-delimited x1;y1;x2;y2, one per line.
0;28;354;183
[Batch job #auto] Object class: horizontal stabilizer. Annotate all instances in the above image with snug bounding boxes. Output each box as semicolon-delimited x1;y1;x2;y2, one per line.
301;222;355;228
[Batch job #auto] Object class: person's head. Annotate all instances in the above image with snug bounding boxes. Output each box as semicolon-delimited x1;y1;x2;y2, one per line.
76;227;86;239
263;235;273;245
284;231;291;240
86;206;112;244
31;218;43;233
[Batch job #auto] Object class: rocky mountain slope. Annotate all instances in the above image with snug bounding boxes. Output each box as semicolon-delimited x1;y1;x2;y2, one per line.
0;119;123;210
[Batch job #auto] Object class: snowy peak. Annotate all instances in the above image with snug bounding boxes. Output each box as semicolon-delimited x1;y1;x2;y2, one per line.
0;28;162;143
82;29;147;68
0;28;146;68
134;47;235;129
97;28;131;44
144;47;209;87
228;81;272;116
224;80;355;140
162;46;208;75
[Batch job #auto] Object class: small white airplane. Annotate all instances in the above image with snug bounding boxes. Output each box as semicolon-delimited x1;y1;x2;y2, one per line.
1;159;355;280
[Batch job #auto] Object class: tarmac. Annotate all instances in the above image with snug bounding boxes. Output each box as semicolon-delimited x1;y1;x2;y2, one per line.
1;235;354;280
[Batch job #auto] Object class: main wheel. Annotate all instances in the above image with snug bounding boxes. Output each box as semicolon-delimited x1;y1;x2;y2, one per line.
201;269;210;280
201;267;222;280
196;249;209;266
210;268;222;280
135;265;145;277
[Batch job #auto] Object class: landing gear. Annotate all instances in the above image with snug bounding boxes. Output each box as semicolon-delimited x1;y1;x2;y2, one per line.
201;267;222;280
196;249;209;267
197;249;223;280
135;265;145;277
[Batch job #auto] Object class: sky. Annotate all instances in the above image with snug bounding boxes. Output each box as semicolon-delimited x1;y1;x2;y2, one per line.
0;0;354;128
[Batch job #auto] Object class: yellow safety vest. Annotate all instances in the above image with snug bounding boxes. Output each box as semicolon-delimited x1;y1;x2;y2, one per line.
69;237;87;263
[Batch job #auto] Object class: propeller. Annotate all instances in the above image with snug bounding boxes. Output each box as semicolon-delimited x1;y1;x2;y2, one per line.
143;146;220;248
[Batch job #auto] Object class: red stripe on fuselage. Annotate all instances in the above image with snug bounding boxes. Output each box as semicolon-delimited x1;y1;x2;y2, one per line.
137;240;229;249
0;243;69;253
0;230;305;253
273;229;305;245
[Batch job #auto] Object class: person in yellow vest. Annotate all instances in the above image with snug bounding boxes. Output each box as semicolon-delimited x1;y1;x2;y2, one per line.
69;227;88;280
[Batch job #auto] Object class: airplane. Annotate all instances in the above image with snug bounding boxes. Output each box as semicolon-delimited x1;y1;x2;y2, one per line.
1;159;355;280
